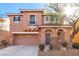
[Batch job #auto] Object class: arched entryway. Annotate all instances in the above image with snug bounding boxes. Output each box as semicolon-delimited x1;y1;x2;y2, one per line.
44;29;53;45
57;29;65;44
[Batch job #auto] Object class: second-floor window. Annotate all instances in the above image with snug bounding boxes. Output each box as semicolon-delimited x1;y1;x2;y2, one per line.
46;16;49;21
53;18;57;24
29;15;36;25
14;16;20;22
44;16;50;24
52;17;60;24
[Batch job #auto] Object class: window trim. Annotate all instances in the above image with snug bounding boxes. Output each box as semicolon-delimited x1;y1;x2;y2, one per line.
13;16;20;23
28;14;36;26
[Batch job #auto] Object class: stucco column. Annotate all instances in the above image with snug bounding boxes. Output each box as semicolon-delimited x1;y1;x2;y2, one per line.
40;29;45;44
54;29;57;38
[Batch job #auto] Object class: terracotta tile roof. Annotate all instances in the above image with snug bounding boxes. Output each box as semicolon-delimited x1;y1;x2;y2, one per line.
6;9;44;16
6;13;23;16
19;9;44;12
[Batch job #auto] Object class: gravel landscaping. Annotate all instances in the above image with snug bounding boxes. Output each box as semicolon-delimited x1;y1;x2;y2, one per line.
38;49;79;56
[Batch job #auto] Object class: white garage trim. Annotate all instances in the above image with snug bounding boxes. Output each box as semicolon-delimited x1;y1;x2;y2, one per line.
12;32;39;34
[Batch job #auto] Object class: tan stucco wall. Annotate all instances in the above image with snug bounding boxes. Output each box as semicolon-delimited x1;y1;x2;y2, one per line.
9;11;43;32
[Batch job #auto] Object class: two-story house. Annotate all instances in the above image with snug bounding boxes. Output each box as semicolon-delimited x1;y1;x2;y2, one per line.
7;9;72;45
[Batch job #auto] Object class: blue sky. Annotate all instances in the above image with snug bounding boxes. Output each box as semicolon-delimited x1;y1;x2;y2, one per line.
0;3;44;17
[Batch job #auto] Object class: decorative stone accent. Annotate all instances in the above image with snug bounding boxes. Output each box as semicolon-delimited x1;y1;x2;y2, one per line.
44;45;50;51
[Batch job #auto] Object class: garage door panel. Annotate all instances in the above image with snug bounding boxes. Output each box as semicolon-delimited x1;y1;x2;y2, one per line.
13;34;38;45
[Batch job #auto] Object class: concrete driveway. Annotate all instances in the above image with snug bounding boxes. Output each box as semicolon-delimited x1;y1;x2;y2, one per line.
0;45;38;56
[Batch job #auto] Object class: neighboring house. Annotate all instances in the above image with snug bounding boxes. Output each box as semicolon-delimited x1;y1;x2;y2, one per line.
2;18;10;31
0;18;12;45
7;9;72;45
0;17;10;31
0;18;4;30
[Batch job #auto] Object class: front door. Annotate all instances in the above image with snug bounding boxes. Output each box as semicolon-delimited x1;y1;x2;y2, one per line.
45;33;51;45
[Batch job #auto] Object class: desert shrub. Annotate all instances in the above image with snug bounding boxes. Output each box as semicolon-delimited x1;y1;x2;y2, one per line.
72;43;79;49
39;44;45;51
1;40;8;47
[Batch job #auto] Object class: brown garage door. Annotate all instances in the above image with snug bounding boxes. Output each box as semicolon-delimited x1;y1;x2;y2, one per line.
13;34;38;45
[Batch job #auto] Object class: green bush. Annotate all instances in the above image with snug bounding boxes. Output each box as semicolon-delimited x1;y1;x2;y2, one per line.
39;44;45;51
72;43;79;49
62;41;67;47
49;44;53;50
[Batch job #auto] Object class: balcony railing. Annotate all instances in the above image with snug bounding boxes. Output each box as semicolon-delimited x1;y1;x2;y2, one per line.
43;20;64;25
43;15;64;26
